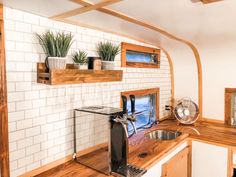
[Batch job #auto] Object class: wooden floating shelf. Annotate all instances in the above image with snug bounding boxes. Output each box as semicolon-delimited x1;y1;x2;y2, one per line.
37;63;123;85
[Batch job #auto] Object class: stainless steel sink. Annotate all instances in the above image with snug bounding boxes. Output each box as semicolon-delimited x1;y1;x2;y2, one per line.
146;130;182;141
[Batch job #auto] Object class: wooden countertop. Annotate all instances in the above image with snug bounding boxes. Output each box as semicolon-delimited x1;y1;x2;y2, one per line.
30;119;236;177
157;119;236;147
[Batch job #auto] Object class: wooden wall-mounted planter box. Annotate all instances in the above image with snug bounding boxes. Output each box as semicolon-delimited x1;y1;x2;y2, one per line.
37;63;123;85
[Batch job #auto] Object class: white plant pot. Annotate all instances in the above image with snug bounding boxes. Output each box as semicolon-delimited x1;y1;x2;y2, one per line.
74;64;88;70
48;57;67;70
101;61;115;70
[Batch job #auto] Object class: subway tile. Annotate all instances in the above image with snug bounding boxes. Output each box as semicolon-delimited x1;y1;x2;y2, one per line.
7;72;24;82
5;20;15;30
33;150;47;161
16;100;32;111
11;167;26;177
7;82;16;92
9;142;17;152
5;8;23;21
10;149;25;161
8;111;25;122
25;91;39;100
5;41;15;51
15;21;31;33
26;161;40;172
32;116;46;126
18;155;33;168
6;51;25;62
26;126;40;137
23;13;39;25
10;160;18;171
15;42;32;52
26;144;40;155
9;122;16;132
33;134;47;144
16;82;32;91
16;119;33;130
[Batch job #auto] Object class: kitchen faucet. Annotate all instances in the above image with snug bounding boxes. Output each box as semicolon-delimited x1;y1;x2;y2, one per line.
121;95;137;136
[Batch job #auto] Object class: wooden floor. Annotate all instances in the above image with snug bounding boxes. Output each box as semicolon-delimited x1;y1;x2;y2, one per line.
35;161;108;177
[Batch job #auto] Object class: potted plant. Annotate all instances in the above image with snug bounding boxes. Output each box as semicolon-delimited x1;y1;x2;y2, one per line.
97;41;120;70
36;31;73;70
72;50;88;70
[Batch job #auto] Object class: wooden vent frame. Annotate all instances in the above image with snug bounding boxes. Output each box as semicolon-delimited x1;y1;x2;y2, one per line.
121;42;161;69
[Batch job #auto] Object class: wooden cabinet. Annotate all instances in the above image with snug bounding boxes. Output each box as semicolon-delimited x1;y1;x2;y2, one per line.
162;147;189;177
143;142;188;177
192;141;228;177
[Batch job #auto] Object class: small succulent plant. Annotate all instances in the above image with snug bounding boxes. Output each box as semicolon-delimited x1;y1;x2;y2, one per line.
97;41;120;61
72;50;88;64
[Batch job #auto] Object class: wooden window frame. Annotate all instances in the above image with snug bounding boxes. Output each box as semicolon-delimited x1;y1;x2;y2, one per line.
121;42;161;69
121;88;159;121
225;88;236;125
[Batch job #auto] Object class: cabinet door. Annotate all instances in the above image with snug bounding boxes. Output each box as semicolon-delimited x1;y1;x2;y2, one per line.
142;142;188;177
192;141;228;177
162;147;189;177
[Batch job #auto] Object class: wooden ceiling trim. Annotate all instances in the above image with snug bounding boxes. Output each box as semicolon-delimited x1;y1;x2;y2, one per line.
71;0;203;119
200;0;223;4
50;0;122;20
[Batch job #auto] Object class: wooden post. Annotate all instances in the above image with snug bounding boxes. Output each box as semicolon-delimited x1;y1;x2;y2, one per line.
0;4;10;177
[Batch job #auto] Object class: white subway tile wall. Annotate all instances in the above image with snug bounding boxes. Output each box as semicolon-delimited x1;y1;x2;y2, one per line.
4;7;172;177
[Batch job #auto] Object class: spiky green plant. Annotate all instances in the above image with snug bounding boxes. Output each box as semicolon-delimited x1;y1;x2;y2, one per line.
97;41;120;61
36;31;73;57
72;50;88;64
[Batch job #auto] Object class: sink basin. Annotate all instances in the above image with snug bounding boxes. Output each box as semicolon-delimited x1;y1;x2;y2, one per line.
146;130;182;141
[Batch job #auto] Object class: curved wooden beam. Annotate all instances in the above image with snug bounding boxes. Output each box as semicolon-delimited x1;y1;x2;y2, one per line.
201;0;223;4
71;0;203;118
50;0;122;20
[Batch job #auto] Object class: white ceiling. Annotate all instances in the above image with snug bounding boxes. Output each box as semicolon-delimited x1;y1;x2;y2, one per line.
2;0;82;17
2;0;234;45
74;0;235;45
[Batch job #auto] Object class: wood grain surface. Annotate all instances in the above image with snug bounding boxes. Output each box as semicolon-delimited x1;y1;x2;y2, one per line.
0;9;10;177
121;42;160;68
21;119;236;177
37;63;123;85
